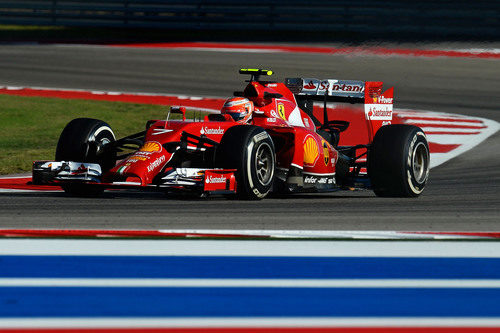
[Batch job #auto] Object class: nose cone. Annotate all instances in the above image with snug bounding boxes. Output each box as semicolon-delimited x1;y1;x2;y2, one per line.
106;141;170;185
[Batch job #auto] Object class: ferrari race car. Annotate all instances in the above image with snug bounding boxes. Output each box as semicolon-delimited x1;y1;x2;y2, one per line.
32;68;430;199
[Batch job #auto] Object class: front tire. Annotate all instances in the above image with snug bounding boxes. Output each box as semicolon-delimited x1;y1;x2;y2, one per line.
55;118;116;196
368;124;430;197
216;125;275;200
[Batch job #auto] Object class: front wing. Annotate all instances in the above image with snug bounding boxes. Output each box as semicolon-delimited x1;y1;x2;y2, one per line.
32;161;237;195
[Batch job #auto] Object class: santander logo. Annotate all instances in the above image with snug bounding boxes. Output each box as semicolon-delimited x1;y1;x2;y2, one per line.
206;175;226;184
303;81;317;89
201;126;224;135
331;84;364;92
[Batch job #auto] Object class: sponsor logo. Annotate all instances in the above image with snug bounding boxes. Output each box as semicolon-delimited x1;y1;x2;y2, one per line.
303;118;310;127
322;140;330;166
303;81;317;90
146;155;166;172
253;132;269;143
331;84;364;93
267;117;277;123
267;83;277;87
318;81;329;93
303;135;320;166
135;151;154;156
304;175;335;185
140;141;162;152
128;155;148;161
378;96;393;104
205;175;227;184
71;164;88;175
304;175;318;184
200;126;224;135
223;99;247;107
277;103;286;120
365;104;393;121
368;109;392;117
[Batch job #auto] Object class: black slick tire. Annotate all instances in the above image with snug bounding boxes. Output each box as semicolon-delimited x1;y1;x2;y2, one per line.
55;118;116;196
368;124;430;197
216;125;275;200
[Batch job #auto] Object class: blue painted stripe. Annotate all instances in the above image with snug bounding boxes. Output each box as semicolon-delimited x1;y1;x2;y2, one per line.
1;256;500;279
1;287;499;317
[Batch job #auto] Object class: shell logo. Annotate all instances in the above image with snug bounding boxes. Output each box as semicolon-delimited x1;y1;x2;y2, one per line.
303;136;320;166
140;141;162;152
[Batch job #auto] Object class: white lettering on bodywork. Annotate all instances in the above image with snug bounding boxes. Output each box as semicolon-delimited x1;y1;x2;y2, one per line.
147;155;166;172
365;104;393;121
206;175;226;184
201;127;224;135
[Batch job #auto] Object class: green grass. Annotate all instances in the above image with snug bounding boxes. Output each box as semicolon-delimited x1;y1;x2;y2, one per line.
0;94;183;175
0;25;65;31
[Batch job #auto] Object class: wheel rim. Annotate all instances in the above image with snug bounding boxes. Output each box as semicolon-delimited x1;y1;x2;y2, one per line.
255;142;273;185
412;142;429;184
96;137;111;154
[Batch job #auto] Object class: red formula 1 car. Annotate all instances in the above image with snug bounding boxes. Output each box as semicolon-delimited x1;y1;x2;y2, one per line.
33;69;430;199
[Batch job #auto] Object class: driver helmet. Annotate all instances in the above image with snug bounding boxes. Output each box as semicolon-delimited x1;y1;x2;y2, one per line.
220;97;254;123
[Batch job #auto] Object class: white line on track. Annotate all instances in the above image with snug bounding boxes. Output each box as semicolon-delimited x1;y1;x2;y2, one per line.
0;174;30;179
2;278;500;288
1;318;499;328
1;239;500;257
170;47;284;53
396;112;483;120
158;229;491;240
398;109;499;168
0;188;60;193
454;48;500;54
405;120;486;127
419;128;482;134
425;133;485;144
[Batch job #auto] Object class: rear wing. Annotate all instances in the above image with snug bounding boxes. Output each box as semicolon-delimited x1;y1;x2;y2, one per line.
285;78;389;103
285;77;394;140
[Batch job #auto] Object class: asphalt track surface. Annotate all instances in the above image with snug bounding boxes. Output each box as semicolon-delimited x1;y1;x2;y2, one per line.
0;44;499;230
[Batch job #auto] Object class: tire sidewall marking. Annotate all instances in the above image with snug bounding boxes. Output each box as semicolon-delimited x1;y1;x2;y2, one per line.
90;125;116;142
406;131;429;195
246;140;255;189
254;142;274;187
246;131;274;198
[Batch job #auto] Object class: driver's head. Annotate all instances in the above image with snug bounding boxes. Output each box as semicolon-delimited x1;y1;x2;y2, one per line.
221;97;254;123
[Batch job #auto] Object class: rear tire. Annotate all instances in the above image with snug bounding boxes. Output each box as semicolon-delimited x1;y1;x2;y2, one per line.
216;125;275;200
368;124;429;197
55;118;116;196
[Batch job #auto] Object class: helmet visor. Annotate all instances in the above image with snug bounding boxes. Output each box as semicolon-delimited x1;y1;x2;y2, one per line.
226;111;248;122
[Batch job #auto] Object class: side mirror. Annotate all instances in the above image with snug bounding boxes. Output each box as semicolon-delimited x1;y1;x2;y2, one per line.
170;106;186;121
